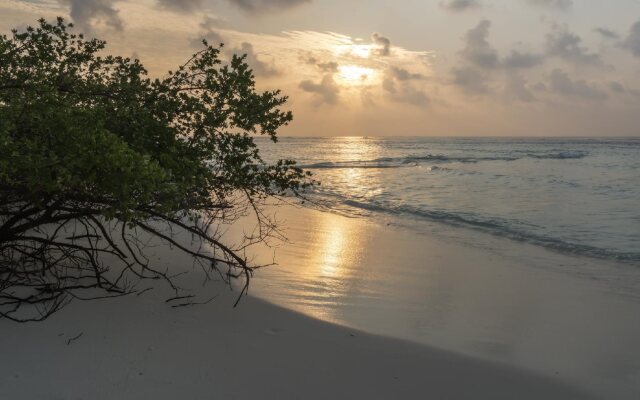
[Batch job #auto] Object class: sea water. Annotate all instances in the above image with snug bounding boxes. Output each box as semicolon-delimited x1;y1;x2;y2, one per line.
250;136;640;398
258;136;640;265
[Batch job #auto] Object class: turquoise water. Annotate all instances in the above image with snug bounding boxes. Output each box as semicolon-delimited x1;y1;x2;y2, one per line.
258;137;640;265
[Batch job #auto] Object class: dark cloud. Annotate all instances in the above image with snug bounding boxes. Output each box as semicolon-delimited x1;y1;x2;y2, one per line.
317;61;339;72
305;56;339;72
230;42;279;77
305;56;318;65
388;66;426;81
226;0;310;13
199;15;225;30
372;33;391;56
299;75;339;104
504;73;536;102
190;17;225;48
461;20;499;69
382;77;396;94
451;66;491;94
607;81;640;100
156;0;203;12
548;69;607;101
449;20;497;95
390;86;430;106
439;0;482;12
59;0;123;31
503;50;545;69
609;81;625;93
533;82;547;91
545;25;603;67
382;67;430;106
197;30;224;47
622;20;640;58
594;27;619;40
452;20;547;98
526;0;572;10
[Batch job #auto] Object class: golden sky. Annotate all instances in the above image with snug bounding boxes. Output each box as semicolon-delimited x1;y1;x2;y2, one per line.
2;0;640;136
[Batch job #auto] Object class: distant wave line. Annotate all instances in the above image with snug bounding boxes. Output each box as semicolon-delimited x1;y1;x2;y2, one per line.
299;151;588;169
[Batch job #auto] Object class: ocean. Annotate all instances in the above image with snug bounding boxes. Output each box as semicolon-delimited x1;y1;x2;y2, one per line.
249;136;640;398
258;136;640;265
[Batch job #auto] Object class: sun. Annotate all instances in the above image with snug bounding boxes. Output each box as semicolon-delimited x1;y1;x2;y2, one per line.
336;65;377;86
334;43;373;58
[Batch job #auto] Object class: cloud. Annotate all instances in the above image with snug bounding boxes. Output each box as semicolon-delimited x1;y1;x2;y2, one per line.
304;57;341;78
388;66;426;81
451;66;491;94
449;20;497;95
607;81;640;100
622;20;640;58
59;0;123;31
526;0;572;10
545;25;603;67
503;50;545;69
190;17;225;47
299;74;340;104
390;85;430;106
156;0;203;13
372;32;391;56
460;20;499;69
594;27;619;40
439;0;482;12
199;15;226;30
609;81;625;93
226;0;310;13
382;67;430;106
317;61;339;72
305;56;339;72
504;73;536;102
230;42;279;77
548;69;607;101
452;20;547;97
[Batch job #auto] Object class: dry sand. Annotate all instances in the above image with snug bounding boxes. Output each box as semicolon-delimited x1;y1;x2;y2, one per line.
1;277;595;400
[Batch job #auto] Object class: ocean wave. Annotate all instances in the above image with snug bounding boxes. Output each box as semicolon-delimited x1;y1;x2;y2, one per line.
527;151;588;159
326;197;639;264
299;151;587;169
297;161;403;169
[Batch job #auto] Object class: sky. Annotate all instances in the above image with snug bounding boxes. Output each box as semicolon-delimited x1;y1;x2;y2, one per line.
1;0;640;136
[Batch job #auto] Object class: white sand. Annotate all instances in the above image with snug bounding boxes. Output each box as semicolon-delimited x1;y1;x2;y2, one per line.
5;206;635;399
242;206;640;399
0;279;594;400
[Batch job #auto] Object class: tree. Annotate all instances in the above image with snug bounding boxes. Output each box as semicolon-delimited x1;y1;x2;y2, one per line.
0;18;312;322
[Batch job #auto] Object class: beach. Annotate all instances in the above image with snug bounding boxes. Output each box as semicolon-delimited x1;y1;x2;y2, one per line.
246;205;640;399
1;264;592;400
2;3;640;398
2;204;639;399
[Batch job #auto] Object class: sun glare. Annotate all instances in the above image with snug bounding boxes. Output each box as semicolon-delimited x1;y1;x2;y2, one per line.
336;65;377;86
334;43;373;58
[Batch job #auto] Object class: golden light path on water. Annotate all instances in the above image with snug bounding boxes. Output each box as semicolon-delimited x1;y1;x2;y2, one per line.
245;137;386;323
231;139;640;400
293;139;380;321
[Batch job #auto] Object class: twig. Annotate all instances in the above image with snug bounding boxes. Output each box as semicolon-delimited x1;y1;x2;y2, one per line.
66;332;83;345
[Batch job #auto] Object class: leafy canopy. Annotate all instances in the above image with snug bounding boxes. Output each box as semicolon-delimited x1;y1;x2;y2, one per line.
0;18;312;321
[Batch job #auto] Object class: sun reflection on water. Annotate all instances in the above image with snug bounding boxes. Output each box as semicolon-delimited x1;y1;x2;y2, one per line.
248;137;386;322
314;212;365;281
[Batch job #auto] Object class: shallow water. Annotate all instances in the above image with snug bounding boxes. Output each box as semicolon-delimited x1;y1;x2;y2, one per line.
243;206;640;400
248;136;640;399
258;137;640;265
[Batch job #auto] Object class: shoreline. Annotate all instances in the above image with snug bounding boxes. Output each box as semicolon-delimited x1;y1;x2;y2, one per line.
2;206;638;399
245;205;640;399
1;280;594;400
